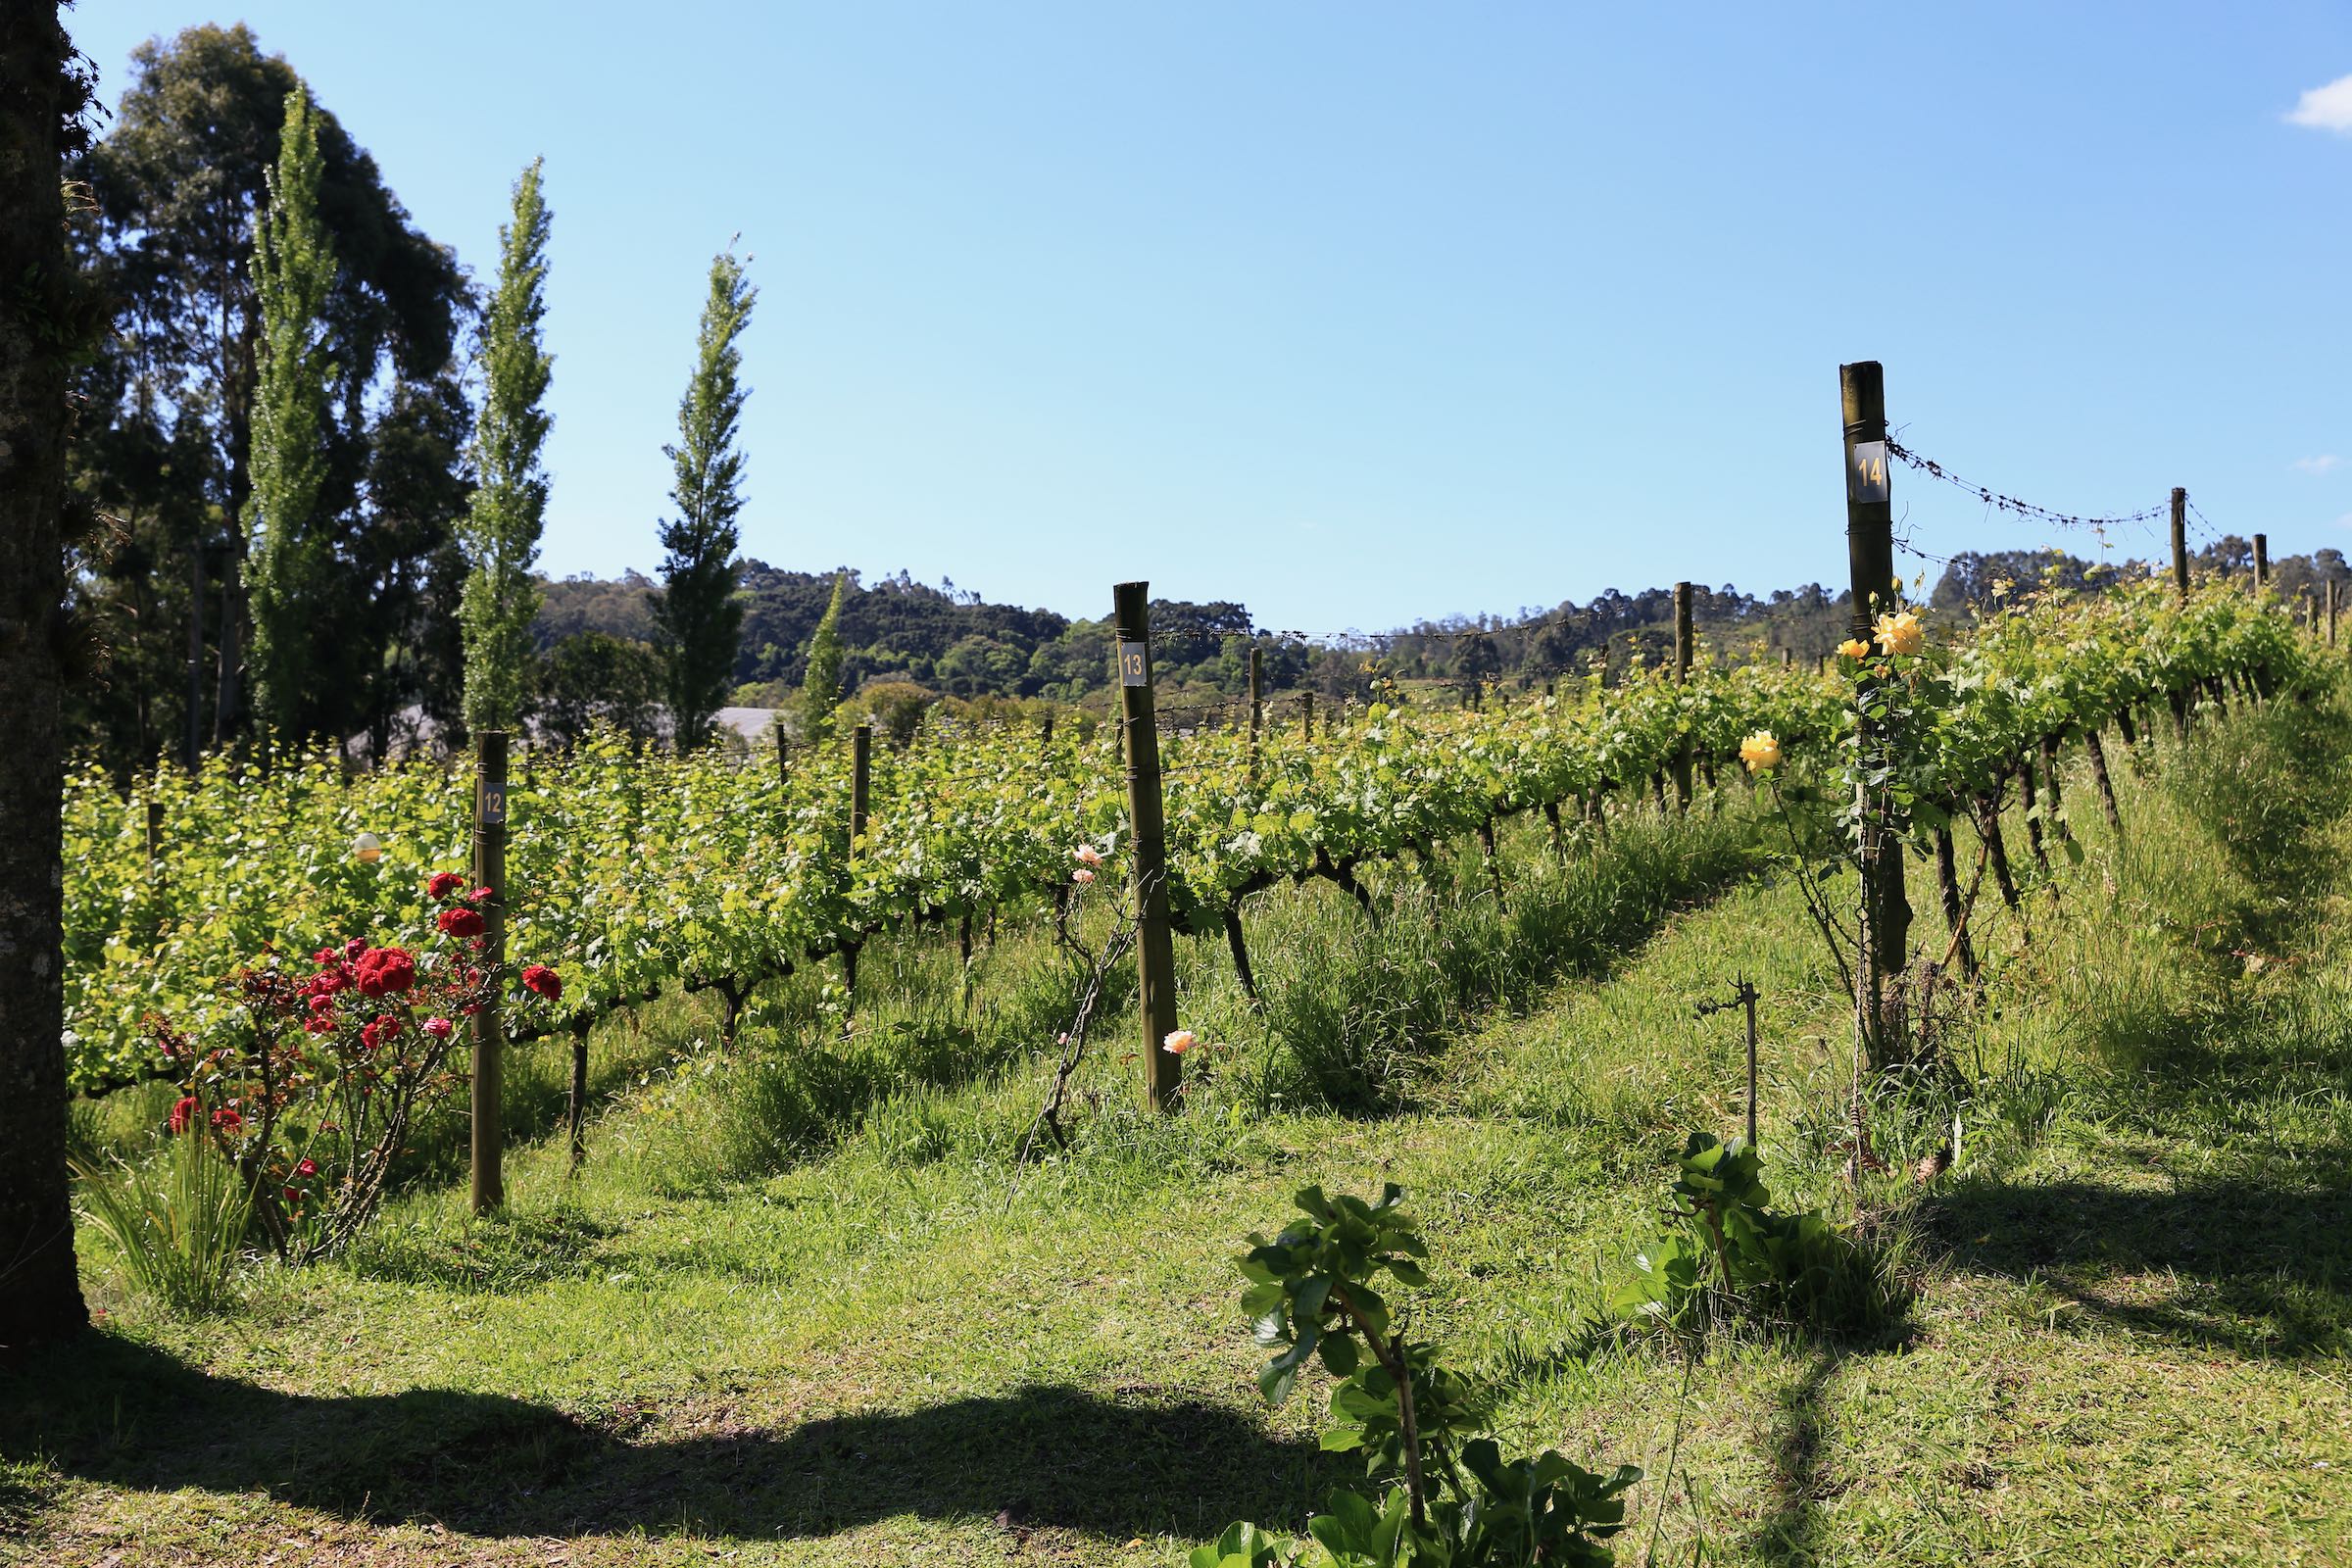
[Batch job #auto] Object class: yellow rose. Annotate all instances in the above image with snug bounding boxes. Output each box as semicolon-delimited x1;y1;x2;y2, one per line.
1739;731;1781;773
1838;638;1871;660
1873;610;1925;657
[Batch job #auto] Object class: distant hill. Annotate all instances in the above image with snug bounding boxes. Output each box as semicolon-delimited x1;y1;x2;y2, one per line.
533;536;2347;712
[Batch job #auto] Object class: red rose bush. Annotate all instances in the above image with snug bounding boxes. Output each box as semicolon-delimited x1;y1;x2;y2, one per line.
152;870;559;1263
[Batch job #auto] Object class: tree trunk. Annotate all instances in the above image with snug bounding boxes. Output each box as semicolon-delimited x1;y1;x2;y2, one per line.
1934;824;1978;982
1222;905;1261;1009
1977;788;2023;914
0;4;90;1350
2018;760;2054;880
2038;735;2076;846
2083;728;2125;839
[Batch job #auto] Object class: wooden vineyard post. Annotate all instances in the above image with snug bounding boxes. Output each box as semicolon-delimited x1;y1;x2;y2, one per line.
1839;361;1912;1054
1671;581;1693;810
144;798;163;871
2332;581;2341;649
1113;581;1182;1112
774;722;789;785
470;729;509;1214
1299;691;1314;740
845;721;871;1007
2253;533;2269;590
2171;487;2189;602
1741;979;1760;1149
1248;646;1262;780
566;1014;591;1172
1781;647;1793;667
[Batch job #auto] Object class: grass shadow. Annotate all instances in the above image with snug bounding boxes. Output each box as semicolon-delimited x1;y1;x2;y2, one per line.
1927;1173;2352;1357
1;1334;1333;1544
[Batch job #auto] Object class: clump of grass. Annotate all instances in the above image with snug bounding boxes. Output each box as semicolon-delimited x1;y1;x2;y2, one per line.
1242;806;1767;1113
72;1129;255;1316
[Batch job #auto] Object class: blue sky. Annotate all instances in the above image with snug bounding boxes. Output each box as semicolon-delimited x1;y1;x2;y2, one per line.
71;2;2352;633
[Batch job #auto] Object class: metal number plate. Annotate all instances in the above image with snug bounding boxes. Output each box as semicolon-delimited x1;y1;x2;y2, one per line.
480;784;508;826
1847;440;1890;505
1116;641;1150;687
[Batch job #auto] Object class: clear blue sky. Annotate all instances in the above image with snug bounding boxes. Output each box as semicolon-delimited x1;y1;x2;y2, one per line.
71;2;2352;634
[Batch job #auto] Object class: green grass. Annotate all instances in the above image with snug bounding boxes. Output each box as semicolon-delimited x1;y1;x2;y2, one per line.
8;687;2352;1564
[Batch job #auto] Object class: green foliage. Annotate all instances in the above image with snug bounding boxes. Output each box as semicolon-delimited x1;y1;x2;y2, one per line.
71;1129;255;1316
538;630;662;746
800;571;849;741
242;86;336;750
1209;1184;1640;1566
1603;1133;1903;1341
653;248;757;751
460;158;554;734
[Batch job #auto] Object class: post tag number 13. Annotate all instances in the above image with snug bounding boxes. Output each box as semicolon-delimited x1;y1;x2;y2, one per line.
1117;641;1150;687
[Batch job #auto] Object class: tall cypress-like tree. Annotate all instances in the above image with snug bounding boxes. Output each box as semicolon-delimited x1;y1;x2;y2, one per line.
460;159;552;735
799;571;848;741
1;0;100;1352
653;248;755;751
242;85;335;753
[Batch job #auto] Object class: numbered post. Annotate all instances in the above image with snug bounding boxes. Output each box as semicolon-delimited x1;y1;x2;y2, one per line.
1112;581;1182;1112
1671;581;1693;810
2171;488;2189;603
470;729;509;1214
1838;362;1913;1051
2253;533;2269;590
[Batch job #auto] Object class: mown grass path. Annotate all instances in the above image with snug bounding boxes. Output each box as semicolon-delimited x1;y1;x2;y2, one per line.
7;697;2351;1565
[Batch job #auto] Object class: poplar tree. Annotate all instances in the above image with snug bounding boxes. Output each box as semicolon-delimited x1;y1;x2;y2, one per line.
653;248;756;750
460;159;553;735
242;85;335;753
800;572;848;741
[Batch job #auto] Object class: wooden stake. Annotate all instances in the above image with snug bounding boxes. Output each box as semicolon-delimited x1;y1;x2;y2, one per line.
2331;581;2340;649
2171;487;2189;602
1299;691;1314;740
845;723;871;1008
2253;532;2269;589
1113;582;1182;1111
1839;361;1912;1044
470;729;509;1215
774;722;789;785
1247;645;1263;777
1671;581;1693;811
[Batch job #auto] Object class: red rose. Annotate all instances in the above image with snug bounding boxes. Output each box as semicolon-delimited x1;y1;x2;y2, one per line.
169;1096;200;1135
521;964;563;1001
309;994;336;1015
282;1186;301;1203
427;871;466;901
312;948;337;966
421;1015;454;1040
304;1016;336;1035
212;1104;243;1133
366;947;416;995
437;907;485;939
343;938;368;959
467;886;493;904
294;1157;318;1177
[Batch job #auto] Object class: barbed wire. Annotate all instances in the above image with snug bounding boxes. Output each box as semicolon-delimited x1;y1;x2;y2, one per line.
1883;437;2169;534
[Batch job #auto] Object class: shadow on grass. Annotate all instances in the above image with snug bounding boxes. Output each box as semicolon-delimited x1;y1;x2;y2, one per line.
1750;1347;1841;1567
1928;1173;2352;1357
0;1334;1331;1544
